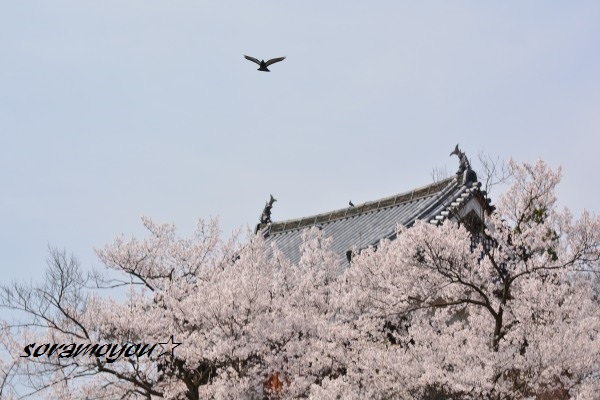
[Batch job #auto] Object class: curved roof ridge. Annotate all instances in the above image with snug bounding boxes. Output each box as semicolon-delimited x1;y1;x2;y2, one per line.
260;176;458;235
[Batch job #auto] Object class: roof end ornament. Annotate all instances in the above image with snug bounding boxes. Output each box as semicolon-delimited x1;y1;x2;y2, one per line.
450;144;477;184
260;194;277;225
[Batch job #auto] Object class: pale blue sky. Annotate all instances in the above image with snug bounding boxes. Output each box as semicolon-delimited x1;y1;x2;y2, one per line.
1;1;599;284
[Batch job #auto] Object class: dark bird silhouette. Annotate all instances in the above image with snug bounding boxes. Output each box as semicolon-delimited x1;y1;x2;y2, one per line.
244;55;286;72
349;200;355;207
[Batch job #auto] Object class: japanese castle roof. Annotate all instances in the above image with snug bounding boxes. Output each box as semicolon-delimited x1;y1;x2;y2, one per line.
257;170;491;266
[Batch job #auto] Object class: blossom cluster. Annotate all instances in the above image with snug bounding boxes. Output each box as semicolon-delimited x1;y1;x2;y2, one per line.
1;160;599;399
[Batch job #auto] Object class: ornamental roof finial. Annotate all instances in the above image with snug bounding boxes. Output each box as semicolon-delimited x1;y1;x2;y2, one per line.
450;144;477;184
260;194;277;225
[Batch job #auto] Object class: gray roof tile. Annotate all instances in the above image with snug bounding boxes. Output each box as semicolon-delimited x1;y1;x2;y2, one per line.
259;173;486;266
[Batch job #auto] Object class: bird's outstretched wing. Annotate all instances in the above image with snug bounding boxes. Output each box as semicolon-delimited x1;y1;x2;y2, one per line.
265;57;285;66
244;55;261;65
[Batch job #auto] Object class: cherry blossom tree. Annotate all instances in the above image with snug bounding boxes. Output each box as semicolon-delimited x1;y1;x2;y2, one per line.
1;159;599;399
337;160;600;399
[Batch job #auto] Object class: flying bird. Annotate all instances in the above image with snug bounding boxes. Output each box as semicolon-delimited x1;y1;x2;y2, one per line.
244;55;286;72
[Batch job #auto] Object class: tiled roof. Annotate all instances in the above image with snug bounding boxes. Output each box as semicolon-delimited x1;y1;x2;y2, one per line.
258;173;490;266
